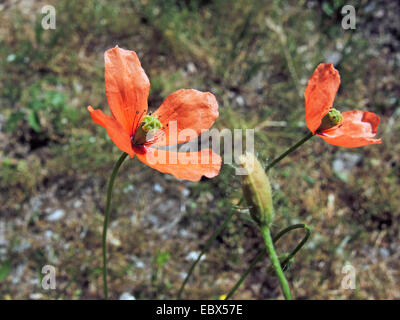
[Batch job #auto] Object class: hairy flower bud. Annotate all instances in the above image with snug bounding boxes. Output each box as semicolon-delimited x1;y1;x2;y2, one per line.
317;108;343;132
239;152;274;227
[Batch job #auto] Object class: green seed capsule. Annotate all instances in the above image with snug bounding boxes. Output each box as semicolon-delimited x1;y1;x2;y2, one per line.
318;108;343;132
132;115;162;145
141;114;162;133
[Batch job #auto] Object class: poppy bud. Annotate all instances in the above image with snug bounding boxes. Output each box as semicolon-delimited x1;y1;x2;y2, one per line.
132;115;162;145
239;152;274;227
317;108;343;132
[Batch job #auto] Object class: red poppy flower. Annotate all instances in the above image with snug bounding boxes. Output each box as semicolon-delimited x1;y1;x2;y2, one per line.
305;63;381;147
88;46;221;181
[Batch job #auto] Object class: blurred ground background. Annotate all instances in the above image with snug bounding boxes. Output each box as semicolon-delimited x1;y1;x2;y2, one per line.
0;0;399;299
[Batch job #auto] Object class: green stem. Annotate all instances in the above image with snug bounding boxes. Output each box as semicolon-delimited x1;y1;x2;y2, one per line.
225;224;310;300
102;152;128;300
274;224;311;267
177;208;236;299
265;131;314;172
260;225;292;300
177;133;314;299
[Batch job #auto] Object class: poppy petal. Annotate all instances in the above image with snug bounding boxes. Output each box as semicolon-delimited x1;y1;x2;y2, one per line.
305;63;341;134
88;106;135;158
135;147;222;181
105;46;150;135
317;110;381;148
151;89;219;146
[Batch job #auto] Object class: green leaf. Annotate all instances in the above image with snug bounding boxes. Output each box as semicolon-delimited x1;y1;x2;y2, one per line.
155;251;170;267
304;175;315;185
27;111;41;132
0;260;11;281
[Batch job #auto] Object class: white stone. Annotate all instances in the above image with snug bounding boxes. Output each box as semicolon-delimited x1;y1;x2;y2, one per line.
119;292;136;300
46;209;65;221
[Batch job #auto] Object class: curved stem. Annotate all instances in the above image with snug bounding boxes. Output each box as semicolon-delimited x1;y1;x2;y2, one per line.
177;133;314;299
274;224;311;267
177;208;236;299
102;152;128;300
265;131;314;171
260;226;292;299
225;224;310;300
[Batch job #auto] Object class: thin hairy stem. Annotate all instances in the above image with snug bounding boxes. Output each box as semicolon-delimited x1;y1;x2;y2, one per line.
265;132;314;171
102;152;128;299
178;132;314;299
261;226;292;299
225;224;311;299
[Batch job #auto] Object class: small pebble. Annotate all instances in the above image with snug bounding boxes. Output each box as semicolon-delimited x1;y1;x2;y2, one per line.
46;209;65;221
154;183;164;193
186;251;205;261
119;292;136;300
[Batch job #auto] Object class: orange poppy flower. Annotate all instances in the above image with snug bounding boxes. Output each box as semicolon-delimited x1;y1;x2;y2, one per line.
305;63;381;147
88;46;221;181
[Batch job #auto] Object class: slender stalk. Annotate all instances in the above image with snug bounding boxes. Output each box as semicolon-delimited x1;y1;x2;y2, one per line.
261;226;292;300
265;131;314;171
102;152;128;300
177;208;236;299
275;224;311;267
177;133;314;299
225;224;310;300
225;250;265;300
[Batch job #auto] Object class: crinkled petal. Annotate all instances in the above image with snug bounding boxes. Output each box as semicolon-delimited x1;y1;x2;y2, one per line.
151;89;219;146
305;63;341;134
88;106;135;158
135;147;222;181
105;46;150;135
317;110;381;148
